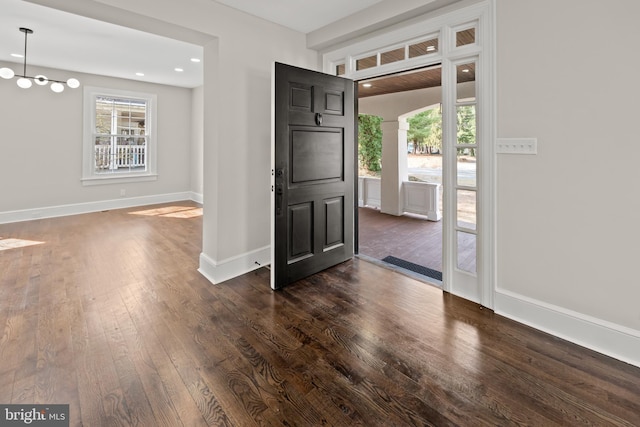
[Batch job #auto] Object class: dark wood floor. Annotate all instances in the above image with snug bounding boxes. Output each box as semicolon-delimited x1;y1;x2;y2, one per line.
1;202;639;426
358;207;444;272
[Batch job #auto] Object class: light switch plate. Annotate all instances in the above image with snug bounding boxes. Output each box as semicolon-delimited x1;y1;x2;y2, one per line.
496;138;537;154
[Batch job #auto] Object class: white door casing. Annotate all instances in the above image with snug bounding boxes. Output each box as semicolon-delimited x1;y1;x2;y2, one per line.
322;0;495;308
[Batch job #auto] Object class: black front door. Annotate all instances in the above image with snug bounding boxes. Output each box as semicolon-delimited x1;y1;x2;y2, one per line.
271;62;355;290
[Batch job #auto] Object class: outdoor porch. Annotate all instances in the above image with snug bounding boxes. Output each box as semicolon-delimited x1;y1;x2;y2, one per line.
357;206;443;282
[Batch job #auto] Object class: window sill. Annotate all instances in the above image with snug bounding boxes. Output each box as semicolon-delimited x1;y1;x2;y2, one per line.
81;173;158;186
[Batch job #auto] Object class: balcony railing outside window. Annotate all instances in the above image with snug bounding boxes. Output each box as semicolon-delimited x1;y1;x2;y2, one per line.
95;144;146;171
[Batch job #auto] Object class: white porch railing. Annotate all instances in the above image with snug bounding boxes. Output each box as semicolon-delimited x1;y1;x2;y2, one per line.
358;176;441;221
358;177;382;209
95;145;146;170
403;181;441;221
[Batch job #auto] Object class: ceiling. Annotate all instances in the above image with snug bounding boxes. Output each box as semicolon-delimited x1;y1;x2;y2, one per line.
1;0;465;93
358;63;475;99
0;0;388;89
213;0;385;33
0;0;203;88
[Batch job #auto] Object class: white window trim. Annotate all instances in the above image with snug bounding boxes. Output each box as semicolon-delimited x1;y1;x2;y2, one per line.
82;86;158;186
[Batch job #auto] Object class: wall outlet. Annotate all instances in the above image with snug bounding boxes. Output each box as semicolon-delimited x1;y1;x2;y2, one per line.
120;189;126;197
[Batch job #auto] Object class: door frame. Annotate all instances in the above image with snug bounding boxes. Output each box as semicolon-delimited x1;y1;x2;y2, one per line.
321;0;495;308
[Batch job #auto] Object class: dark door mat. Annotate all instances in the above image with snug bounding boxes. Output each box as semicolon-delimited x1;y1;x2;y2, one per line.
382;256;443;281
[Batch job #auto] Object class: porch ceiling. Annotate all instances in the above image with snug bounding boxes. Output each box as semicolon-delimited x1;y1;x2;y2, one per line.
357;63;475;98
355;28;476;98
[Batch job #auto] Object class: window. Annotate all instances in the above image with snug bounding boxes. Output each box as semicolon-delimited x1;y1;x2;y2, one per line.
456;28;476;47
83;87;157;185
408;37;439;58
329;33;440;77
380;47;405;65
355;54;378;71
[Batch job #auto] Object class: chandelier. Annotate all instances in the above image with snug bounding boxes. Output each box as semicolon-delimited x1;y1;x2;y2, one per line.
0;27;80;93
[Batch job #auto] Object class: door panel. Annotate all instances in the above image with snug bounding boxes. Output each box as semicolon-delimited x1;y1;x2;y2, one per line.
272;62;355;289
289;203;313;261
323;90;344;114
291;129;343;183
324;197;344;249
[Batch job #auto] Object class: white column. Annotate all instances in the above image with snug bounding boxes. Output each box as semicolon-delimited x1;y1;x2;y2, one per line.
380;119;409;216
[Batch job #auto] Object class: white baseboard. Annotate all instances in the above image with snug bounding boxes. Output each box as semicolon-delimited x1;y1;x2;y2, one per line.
190;191;204;204
198;246;271;285
495;288;640;368
0;192;198;224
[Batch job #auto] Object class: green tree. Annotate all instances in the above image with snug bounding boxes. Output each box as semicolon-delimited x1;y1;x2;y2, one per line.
358;114;383;173
408;109;441;154
457;105;476;156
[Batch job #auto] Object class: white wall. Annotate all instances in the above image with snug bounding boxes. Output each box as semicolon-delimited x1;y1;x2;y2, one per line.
0;60;193;216
496;0;640;333
324;0;640;365
191;85;204;201
26;0;319;282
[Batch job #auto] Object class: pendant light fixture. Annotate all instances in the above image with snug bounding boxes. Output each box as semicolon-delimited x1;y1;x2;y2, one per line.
0;27;80;93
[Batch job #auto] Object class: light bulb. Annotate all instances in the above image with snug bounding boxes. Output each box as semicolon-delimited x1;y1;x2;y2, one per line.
17;77;32;89
34;75;49;85
50;82;64;93
0;67;15;79
66;78;80;89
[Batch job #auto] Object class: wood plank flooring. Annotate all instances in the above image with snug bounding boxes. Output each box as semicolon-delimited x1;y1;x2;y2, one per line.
1;202;639;426
358;207;444;272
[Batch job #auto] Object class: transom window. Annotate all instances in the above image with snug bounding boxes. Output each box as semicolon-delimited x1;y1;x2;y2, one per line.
456;27;476;47
83;87;157;185
343;34;440;76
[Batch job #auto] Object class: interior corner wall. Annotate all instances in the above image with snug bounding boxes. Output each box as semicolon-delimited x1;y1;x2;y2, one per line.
191;85;204;201
200;29;319;283
22;0;318;283
0;60;193;216
75;0;319;282
495;0;640;357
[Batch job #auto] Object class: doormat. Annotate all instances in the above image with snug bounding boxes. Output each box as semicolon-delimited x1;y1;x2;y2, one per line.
382;256;443;281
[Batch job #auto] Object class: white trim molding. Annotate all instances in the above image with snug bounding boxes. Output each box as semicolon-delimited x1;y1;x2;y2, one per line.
0;192;198;224
190;191;204;204
199;246;271;285
323;0;496;308
495;288;640;368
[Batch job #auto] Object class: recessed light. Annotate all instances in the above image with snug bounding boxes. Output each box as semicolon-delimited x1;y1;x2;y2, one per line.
10;53;23;58
462;68;470;73
174;68;184;72
136;72;145;76
427;46;436;52
190;58;201;63
362;83;372;88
